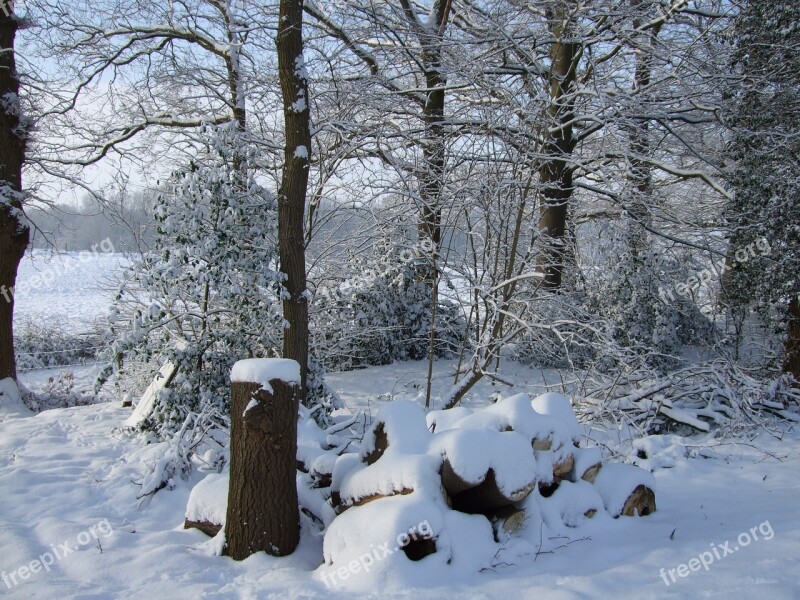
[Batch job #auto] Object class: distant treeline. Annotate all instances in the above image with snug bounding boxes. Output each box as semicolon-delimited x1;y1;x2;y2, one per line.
27;193;156;253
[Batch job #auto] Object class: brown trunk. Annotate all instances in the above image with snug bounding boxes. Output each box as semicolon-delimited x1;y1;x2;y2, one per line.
785;295;800;380
0;5;29;383
224;379;300;559
399;0;452;278
277;0;311;404
626;7;661;260
537;11;579;291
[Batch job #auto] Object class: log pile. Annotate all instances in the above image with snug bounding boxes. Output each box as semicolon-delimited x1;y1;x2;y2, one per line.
184;390;657;573
322;393;657;567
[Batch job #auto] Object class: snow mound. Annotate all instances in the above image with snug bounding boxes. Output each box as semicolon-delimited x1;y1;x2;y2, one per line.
545;480;605;528
593;463;656;517
185;472;228;527
0;377;32;420
230;358;301;393
531;392;582;442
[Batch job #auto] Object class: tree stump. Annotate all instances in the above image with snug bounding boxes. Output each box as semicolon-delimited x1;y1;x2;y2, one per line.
225;374;300;560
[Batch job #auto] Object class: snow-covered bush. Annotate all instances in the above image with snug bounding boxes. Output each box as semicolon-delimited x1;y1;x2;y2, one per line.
312;235;464;371
14;317;105;371
580;242;714;372
98;124;284;436
513;230;714;373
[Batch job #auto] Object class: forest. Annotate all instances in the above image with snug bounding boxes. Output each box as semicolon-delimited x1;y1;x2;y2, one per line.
0;0;798;598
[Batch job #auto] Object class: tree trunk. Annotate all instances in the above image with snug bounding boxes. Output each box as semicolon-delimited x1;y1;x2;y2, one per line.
536;12;579;291
0;4;29;383
277;0;311;404
785;295;800;380
626;5;661;260
225;378;300;559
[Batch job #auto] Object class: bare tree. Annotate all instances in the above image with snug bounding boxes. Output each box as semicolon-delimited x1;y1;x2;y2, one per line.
0;1;30;385
276;0;312;403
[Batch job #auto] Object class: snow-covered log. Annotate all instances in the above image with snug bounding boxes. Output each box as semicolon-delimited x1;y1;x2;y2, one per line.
361;401;431;465
569;447;603;483
593;463;657;517
184;472;228;537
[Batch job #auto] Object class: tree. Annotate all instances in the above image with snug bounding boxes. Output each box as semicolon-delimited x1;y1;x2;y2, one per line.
0;1;30;386
100;125;283;434
724;0;800;378
276;0;312;403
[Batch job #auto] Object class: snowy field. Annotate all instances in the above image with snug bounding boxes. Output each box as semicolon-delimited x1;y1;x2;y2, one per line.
14;249;127;332
2;254;799;599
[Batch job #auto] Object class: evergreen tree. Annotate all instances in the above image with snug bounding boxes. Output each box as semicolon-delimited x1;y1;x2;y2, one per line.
724;0;800;377
99;125;283;434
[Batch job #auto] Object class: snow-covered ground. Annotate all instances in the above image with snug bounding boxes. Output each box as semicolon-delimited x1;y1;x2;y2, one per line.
1;371;799;598
3;253;800;599
14;249;127;332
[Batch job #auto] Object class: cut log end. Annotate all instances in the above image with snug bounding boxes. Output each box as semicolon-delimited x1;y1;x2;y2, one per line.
362;422;388;465
621;485;656;517
580;463;602;484
184;519;222;538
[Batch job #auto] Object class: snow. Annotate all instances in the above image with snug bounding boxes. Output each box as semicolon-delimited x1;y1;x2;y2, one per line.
429;428;537;498
571;446;604;480
229;358;301;393
338;454;442;506
294;145;309;159
426;406;472;432
14;250;127;333
543;480;606;529
531;392;582;442
185;473;228;527
593;463;657;518
242;398;259;416
4;256;800;598
1;370;800;597
0;377;32;421
360;400;430;461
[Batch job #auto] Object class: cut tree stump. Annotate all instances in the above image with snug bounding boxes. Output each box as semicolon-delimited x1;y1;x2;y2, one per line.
224;373;300;560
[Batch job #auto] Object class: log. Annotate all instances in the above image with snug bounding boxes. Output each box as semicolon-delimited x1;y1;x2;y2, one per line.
362;422;388;465
621;485;657;517
184;519;221;538
488;506;527;542
553;453;575;480
569;447;603;484
343;488;414;509
446;467;534;514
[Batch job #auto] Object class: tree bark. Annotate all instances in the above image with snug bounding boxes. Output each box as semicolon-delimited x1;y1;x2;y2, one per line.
0;4;29;383
277;0;311;404
785;295;800;380
626;4;661;260
399;0;452;279
536;10;579;291
225;379;300;560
